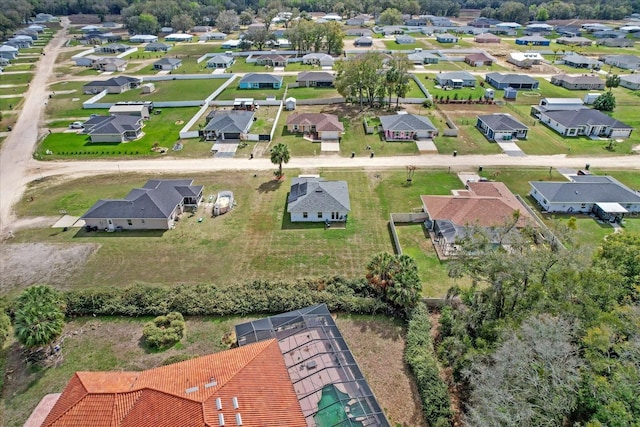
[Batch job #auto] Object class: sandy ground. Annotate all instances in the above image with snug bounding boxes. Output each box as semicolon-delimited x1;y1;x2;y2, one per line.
0;242;98;293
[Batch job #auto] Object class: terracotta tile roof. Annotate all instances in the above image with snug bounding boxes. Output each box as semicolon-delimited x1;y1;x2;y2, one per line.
41;339;305;427
421;182;534;228
286;113;344;132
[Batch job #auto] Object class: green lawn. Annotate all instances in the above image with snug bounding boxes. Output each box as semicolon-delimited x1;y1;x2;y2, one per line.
0;97;24;111
4;63;34;72
0;85;28;96
383;40;420;50
0;73;32;85
103;79;229;103
423;77;484;100
0;112;17;131
216;76;296;101
405;79;427;98
286;85;341;100
169;43;227;57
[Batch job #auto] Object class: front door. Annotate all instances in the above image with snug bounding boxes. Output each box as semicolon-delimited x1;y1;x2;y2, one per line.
107;219;114;231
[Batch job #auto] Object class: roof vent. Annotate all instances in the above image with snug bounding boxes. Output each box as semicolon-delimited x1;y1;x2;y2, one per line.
218;413;225;426
205;378;218;388
232;396;239;409
185;386;199;394
235;413;243;426
216;397;223;410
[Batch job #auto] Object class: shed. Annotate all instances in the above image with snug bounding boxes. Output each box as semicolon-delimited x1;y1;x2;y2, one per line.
141;83;155;94
504;87;517;100
583;93;601;104
285;97;296;110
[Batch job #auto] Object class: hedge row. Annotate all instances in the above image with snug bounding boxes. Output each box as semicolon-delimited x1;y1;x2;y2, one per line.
405;304;453;427
63;277;389;317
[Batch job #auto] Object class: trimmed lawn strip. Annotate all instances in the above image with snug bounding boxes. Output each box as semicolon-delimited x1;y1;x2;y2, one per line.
286;85;341;100
0;73;33;85
0;97;24;111
0;86;28;96
216;76;296;101
103;79;229;103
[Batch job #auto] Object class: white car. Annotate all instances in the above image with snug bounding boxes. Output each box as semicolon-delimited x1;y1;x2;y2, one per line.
69;121;84;129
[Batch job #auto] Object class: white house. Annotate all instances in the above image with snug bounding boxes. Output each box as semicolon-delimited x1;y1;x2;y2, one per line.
535;108;633;138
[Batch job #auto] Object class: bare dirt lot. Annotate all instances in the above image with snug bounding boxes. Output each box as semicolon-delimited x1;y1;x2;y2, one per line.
0;242;98;294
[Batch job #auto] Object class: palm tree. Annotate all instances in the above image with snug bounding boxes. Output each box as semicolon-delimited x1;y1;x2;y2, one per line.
14;285;66;354
366;252;396;291
270;143;290;179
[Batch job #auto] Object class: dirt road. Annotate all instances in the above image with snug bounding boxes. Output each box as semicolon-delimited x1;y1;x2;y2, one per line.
0;17;70;233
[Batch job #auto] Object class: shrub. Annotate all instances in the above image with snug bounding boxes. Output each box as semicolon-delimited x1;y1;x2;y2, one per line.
142;312;186;349
405;304;453;426
162;353;195;365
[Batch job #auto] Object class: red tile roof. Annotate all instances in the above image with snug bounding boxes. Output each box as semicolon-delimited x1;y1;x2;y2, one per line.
286;113;344;132
41;339;305;427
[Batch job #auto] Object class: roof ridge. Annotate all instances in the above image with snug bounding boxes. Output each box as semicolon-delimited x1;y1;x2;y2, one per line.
211;339;276;395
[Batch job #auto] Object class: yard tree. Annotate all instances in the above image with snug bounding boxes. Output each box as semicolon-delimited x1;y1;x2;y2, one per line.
378;8;403;25
171;13;194;33
388;53;412;107
127;13;160;35
606;73;620;90
593;91;616;112
239;9;255;26
335;51;386;107
270;143;290;178
367;253;422;314
215;10;240;34
14;285;66;354
243;26;274;51
324;21;345;55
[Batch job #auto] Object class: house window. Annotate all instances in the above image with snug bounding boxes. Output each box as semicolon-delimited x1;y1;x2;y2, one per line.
127;219;132;225
317;212;323;219
141;219;145;223
303;212;308;218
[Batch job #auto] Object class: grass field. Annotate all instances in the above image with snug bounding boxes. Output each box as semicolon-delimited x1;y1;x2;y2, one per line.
103;78;229;102
0;73;32;85
286;85;341;100
216;76;296;101
0;97;24;111
1;314;423;427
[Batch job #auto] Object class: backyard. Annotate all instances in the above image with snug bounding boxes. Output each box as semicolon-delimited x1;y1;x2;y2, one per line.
215;76;296;100
102;78;230;103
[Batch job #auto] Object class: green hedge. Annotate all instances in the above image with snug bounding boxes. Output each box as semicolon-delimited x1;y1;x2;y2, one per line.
64;277;389;317
405;304;453;426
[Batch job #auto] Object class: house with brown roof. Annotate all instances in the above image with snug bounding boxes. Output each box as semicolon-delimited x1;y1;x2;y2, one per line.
286;113;344;141
474;33;501;43
422;181;535;257
29;340;306;427
254;53;288;67
464;52;493;67
550;74;605;90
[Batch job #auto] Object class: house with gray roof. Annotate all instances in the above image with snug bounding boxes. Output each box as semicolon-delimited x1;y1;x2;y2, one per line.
301;53;334;67
96;43;129;54
550;74;604;90
354;36;373;47
81;179;203;231
8;35;33;48
597;38;634;48
600;54;640;70
344;28;372;37
395;35;415;44
379;113;437;141
0;45;18;60
287;176;350;223
129;34;158;43
238;73;283;89
296;71;334;87
556;36;592;46
529;175;640;221
536;108;633;138
436;33;458;43
485;73;539;89
92;57;127;72
620;74;640;90
562;54;603;69
144;42;172;52
407;51;439;64
83;76;141;94
153;57;182;70
199;32;227;41
202;110;255;141
476;114;528;141
83;115;144;143
206;54;234;68
435;71;476;88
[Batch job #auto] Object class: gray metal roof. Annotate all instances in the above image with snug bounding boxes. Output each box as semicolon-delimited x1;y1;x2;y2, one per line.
379;113;436;132
239;73;283;85
82;179;203;219
530;176;640;204
543;109;632;129
486;72;538;85
204;111;254;133
478;113;528;131
287;177;351;213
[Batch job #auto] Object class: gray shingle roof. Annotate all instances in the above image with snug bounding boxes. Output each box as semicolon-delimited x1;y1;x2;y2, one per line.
239;73;283;85
478;113;528;131
204;111;254;133
379;114;436;132
436;71;476;81
287;177;351;213
154;58;181;66
543;109;632;129
82;179;203;219
486;72;538;85
84;76;139;87
621;74;640;83
207;54;234;65
297;71;334;82
86;115;142;135
530;176;640;204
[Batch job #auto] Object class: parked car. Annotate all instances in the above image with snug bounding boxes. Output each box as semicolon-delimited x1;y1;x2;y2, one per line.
69;121;84;129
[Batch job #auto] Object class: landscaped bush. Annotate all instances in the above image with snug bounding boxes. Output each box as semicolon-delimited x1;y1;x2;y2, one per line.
142;312;186;349
405;303;453;426
64;277;389;317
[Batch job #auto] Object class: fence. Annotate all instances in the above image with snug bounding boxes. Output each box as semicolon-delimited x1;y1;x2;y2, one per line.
514;194;566;251
434;104;459;137
388;212;429;255
363;118;376;134
297;97;345;105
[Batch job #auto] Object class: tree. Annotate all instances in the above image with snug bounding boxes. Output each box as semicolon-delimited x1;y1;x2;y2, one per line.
243;26;274;51
270;143;290;178
215;10;239;34
324;21;345;55
127;13;160;35
606;73;620;90
536;7;549;21
13;285;66;354
239;9;255;26
378;8;403;25
335;51;387;107
366;253;422;314
593;91;616;112
171;14;194;33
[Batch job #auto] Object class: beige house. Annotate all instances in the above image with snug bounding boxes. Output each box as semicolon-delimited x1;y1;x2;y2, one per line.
286;113;344;141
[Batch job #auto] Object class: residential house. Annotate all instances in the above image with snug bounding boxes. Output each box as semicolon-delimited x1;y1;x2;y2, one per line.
83;76;140;94
31;13;56;23
507;52;544;68
129;34;158;43
408;51;439;64
144;42;172;52
27;24;45;33
476;113;528;141
525;23;554;33
395;35;415;44
254;54;288;67
556;36;592;46
429;16;455;27
556;25;582;37
82;115;143;143
354;36;373;47
287;177;350;222
14;29;39;40
79;179;204;232
296;71;334;87
92;57;127;72
238;73;283;89
474;33;501;43
436;33;458;43
202;110;254;141
620;74;640;90
301;53;335;67
159;26;173;34
562;54;603;69
529;175;640;222
153;57;182;70
379;113;437;141
515;35;550;46
535;108;632;138
593;30;626;39
109;104;151;119
199;32;226;41
0;57;9;67
344;28;372;37
582;23;612;33
0;45;18;60
422;181;535;257
73;54;99;67
95;43;128;54
405;17;428;26
600;54;640;70
550;74;605;90
597;38;634;47
190;25;211;33
164;33;193;42
7;35;33;48
469;17;501;28
206;54;234;69
485;73;539;89
464;52;493;67
81;25;100;33
531;98;586;114
435;71;476;88
285;113;344;141
345;15;367;26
